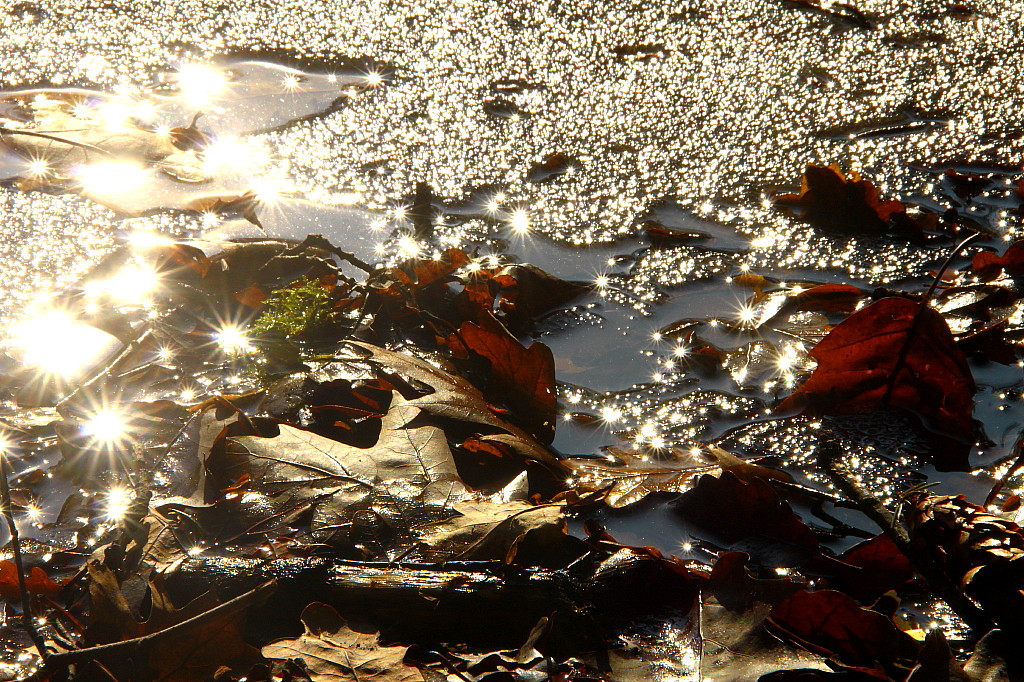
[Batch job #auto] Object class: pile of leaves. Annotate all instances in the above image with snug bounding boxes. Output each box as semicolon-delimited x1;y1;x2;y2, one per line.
4;147;1024;682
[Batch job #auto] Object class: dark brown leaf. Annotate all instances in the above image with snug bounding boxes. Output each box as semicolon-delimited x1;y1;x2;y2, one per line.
672;472;820;567
776;164;908;235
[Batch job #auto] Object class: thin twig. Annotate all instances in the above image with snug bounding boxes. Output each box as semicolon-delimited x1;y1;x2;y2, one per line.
985;430;1024;508
20;581;275;681
816;438;990;635
286;234;376;274
0;453;48;659
56;327;153;414
0;126;112;156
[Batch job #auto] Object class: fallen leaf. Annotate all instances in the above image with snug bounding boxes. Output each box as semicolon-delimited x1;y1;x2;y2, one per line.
564;446;720;507
262;602;421;682
826;533;914;603
0;560;58;601
777;296;975;471
672;472;820;567
223;392;473;554
347;342;563;470
907;493;1024;634
784;283;867;315
698;552;829;681
777;164;907;235
769;589;906;670
526;152;581;182
416;500;563;561
971;240;1024;281
457;317;557;443
86;562;264;681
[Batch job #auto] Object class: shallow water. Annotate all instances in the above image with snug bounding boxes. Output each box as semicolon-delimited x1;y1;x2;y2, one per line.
2;0;1024;658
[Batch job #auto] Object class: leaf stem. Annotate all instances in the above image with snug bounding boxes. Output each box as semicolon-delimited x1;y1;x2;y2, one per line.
816;438;990;636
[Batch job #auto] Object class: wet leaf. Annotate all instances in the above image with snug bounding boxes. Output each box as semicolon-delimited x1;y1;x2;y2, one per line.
777;164;911;236
564;445;790;508
347;342;562;470
223;392;472;546
768;589;906;670
907;493;1024;634
782;283;868;316
416;500;563;561
564;446;720;508
262;602;421;682
491;262;589;331
0;560;58;601
827;534;914;603
777;296;975;471
86;562;263;680
457;318;557;443
526;152;580;182
971;240;1024;281
672;472;820;567
698;552;829;681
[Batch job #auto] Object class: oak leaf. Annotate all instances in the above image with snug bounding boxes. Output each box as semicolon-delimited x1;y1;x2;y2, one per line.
777;164;906;235
263;602;421;682
457;317;557;443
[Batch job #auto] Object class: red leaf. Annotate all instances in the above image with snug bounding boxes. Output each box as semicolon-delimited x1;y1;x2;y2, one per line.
777;296;975;471
957;322;1019;365
769;590;903;668
0;560;58;600
458;317;557;443
391;247;470;288
777;164;909;235
825;534;914;602
971;241;1024;281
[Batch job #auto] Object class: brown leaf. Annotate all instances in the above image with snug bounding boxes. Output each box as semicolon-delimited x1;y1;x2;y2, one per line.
262;602;422;682
672;472;820;567
85;562;263;680
907;493;1024;634
698;552;829;681
564;443;793;509
416;500;564;561
349;342;562;470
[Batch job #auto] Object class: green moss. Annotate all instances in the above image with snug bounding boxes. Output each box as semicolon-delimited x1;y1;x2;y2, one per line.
251;278;333;339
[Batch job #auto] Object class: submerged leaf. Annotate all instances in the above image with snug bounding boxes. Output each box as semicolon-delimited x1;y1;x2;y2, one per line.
672;472;819;567
698;552;828;681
